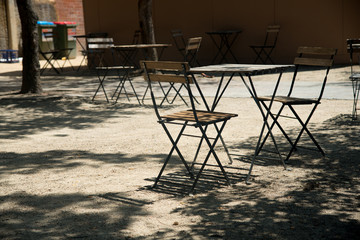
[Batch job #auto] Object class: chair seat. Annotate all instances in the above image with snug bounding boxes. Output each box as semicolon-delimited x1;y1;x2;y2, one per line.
257;96;319;105
95;65;134;70
350;73;360;80
250;45;275;48
41;49;62;55
162;110;237;125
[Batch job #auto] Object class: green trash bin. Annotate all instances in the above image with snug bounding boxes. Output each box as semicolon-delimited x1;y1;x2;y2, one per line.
37;21;56;60
53;21;77;59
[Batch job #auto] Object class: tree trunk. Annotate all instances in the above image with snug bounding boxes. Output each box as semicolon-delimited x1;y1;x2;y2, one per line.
138;0;158;60
16;0;42;94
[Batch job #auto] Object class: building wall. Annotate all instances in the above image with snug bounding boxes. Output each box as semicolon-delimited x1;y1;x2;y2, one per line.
0;0;85;55
82;0;360;64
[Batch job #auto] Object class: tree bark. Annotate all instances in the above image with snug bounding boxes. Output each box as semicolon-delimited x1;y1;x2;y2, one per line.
138;0;158;60
16;0;42;94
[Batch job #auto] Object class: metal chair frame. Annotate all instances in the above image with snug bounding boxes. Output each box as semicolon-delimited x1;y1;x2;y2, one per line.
40;30;74;74
247;47;337;181
347;38;360;120
142;60;237;194
171;29;187;59
161;37;202;106
91;38;139;104
250;25;280;64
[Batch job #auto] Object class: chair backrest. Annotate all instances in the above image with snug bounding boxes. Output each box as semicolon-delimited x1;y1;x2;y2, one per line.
87;37;114;50
263;25;280;47
171;29;187;56
347;38;360;74
132;30;142;44
185;37;202;67
141;61;196;116
289;46;337;100
87;32;108;38
86;37;115;67
39;29;56;52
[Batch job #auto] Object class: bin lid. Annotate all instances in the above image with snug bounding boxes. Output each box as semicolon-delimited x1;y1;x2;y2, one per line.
54;21;77;25
37;21;55;25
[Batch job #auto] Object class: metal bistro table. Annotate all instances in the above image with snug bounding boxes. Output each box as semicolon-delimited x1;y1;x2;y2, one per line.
189;64;294;183
206;30;242;64
111;44;171;104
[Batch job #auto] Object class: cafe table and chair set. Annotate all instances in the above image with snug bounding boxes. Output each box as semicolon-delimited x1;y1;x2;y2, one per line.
69;28;340;195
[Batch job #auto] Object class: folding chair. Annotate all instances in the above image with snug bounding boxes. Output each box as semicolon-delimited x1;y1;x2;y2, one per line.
171;29;187;59
77;32;108;71
347;39;360;120
250;25;280;64
132;30;142;44
91;38;140;104
39;31;65;74
160;37;202;107
142;60;237;194
251;47;337;172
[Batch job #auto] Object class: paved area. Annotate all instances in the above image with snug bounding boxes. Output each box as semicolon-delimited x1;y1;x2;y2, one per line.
0;57;354;101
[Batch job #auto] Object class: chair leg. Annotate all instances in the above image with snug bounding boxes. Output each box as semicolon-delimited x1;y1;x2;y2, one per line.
245;112;286;184
160;83;189;107
263;48;275;64
40;52;60;74
170;84;201;105
285;104;325;162
252;47;265;64
190;121;231;194
256;103;296;155
352;79;360;120
93;68;109;103
153;122;194;188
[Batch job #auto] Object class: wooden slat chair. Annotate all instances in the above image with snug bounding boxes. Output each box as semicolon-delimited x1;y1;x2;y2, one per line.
184;37;202;67
39;30;74;74
247;46;337;179
347;38;360;119
141;60;237;194
77;32;108;71
250;25;280;64
161;37;203;106
171;29;187;59
132;30;142;44
90;38;139;104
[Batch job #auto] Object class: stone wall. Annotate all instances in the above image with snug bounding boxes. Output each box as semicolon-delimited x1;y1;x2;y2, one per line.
0;1;8;49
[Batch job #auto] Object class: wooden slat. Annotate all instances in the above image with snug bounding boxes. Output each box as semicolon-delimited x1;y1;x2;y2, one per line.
186;37;202;51
267;25;280;32
162;110;237;124
142;61;189;71
347;39;360;44
88;43;114;49
147;73;189;83
294;57;334;67
87;37;114;43
297;46;337;55
257;96;318;105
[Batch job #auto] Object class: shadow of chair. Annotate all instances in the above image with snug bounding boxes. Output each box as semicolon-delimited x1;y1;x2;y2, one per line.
250;25;280;64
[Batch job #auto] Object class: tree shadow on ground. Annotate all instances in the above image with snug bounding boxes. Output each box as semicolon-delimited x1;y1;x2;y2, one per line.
1;108;358;239
0;191;152;239
0;97;145;140
141;114;360;239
